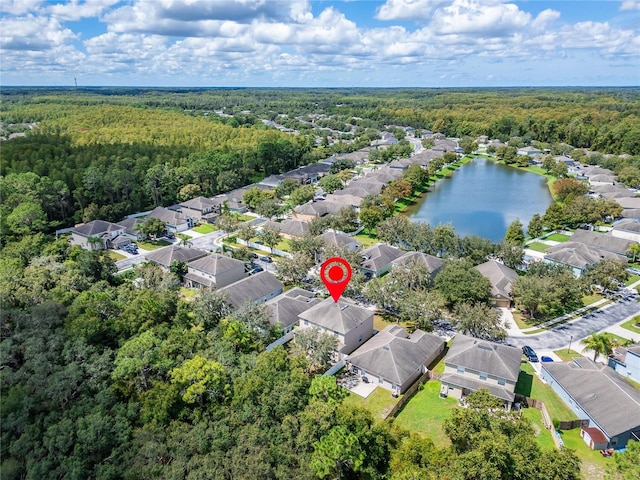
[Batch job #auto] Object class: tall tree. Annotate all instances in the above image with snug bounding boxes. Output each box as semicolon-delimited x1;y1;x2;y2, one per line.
581;331;617;362
504;219;525;245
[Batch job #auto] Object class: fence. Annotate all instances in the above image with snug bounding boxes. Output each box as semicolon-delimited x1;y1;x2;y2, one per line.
265;331;294;351
324;359;346;376
383;370;433;420
236;239;293;258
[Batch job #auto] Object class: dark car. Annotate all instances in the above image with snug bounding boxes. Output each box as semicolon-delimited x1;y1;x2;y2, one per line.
260;256;273;263
522;345;539;362
250;266;264;275
540;356;554;362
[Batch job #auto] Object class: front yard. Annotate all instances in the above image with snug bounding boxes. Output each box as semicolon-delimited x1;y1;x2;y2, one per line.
192;223;216;234
137;239;172;250
621;315;640;334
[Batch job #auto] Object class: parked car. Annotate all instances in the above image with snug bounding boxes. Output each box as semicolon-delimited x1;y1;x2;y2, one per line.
522;345;539;362
250;266;264;275
260;256;273;263
540;356;554;362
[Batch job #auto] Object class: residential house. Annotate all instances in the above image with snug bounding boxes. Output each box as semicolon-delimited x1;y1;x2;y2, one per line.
347;325;445;395
392;251;444;280
474;260;518;308
334;186;373;200
432;139;457;152
323;193;364;209
318;231;362;252
183;254;247;289
292;201;343;222
218;271;284;310
145;245;207;269
360;243;405;277
517;146;542;156
569;229;634;257
117;217;146;241
616;197;640;211
70;220;129;250
440;333;522;407
262;219;309;239
266;288;321;334
541;358;640;449
179;196;222;224
608;342;640;383
298;297;374;356
544;242;626;277
147;206;190;232
610;219;640;243
259;174;289;189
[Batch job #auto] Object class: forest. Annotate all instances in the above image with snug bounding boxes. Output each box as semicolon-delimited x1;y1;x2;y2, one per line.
2;87;640;479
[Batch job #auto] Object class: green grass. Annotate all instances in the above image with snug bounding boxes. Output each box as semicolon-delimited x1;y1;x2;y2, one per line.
394;381;458;447
582;293;604;306
179;287;197;299
137;239;171;250
515;363;578;422
545;233;571;242
352;233;379;248
601;331;635;344
192;223;215;234
343;386;402;421
625;274;640;286
557;428;608;480
107;250;126;261
526;242;549;253
553;349;584;362
620;315;640;334
521;407;556;450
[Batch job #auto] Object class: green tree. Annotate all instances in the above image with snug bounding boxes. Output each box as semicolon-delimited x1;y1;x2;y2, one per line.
277;252;314;284
453;302;506;341
581;331;617;362
607;440;640;480
310;426;365;479
288;185;316;206
259;225;281;252
585;259;629;293
504;219;525;245
170;355;227;406
137;217;166;239
293;327;338;373
434;260;491;307
527;213;544;239
359;205;384;234
318;174;344;194
6;201;48;235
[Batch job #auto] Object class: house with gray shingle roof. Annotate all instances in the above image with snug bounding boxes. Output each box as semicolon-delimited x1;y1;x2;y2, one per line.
70;220;128;250
544;242;626;277
183;254;246;289
323;193;364;208
145;246;207;269
610;218;640;243
570;229;634;257
440;333;522;407
608;342;640;384
541;358;640;449
347;325;445;395
317;231;362;251
117;217;146;241
298;297;374;355
262;219;309;239
179;196;222;223
148;206;190;232
474;260;518;308
392;251;444;279
360;243;405;277
266;288;321;333
218;271;284;310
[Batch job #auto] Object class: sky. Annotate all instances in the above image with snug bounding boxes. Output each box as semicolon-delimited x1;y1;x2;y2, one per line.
1;0;639;88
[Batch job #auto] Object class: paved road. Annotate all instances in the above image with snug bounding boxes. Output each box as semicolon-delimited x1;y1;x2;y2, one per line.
507;296;640;351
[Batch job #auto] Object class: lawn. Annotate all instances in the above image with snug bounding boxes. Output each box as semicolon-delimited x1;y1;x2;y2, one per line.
620;315;640;334
394;381;458;447
515;363;578;422
353;233;379;248
557;428;609;480
106;250;126;261
192;223;215;234
343;386;402;421
552;349;584;362
545;233;571;242
625;274;640;286
525;242;549;253
137;239;172;250
521;407;556;450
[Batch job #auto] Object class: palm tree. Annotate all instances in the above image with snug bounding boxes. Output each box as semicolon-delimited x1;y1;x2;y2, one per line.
627;243;640;263
581;331;617;362
87;235;103;250
178;234;192;247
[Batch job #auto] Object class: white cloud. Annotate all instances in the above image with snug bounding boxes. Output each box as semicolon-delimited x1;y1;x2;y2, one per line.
620;0;640;11
0;15;77;51
0;0;43;15
433;0;531;36
375;0;448;21
48;0;121;21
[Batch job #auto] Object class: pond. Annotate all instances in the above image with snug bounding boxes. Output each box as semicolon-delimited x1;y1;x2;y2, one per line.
405;157;553;242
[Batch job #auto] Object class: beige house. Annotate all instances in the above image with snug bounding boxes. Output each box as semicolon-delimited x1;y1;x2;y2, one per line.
180;196;222;223
440;334;522;408
474;260;518;308
298;297;373;356
70;220;128;250
183;254;246;289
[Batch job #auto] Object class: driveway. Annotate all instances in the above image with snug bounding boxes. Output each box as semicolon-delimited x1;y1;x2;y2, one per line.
507;297;640;352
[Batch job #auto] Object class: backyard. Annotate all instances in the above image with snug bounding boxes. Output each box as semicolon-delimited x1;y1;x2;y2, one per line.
342;387;402;421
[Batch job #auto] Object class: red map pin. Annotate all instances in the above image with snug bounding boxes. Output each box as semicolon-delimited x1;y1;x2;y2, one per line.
320;257;352;302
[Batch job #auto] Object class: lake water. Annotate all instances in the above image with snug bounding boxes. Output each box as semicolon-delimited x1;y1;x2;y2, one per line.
405;157;553;242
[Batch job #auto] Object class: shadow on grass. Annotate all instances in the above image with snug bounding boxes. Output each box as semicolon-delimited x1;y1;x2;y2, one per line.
515;370;534;397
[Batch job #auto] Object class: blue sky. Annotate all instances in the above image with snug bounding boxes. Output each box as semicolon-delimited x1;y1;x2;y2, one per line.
1;0;638;87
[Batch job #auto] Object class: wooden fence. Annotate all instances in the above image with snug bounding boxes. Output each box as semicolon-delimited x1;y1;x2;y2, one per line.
383;370;435;420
